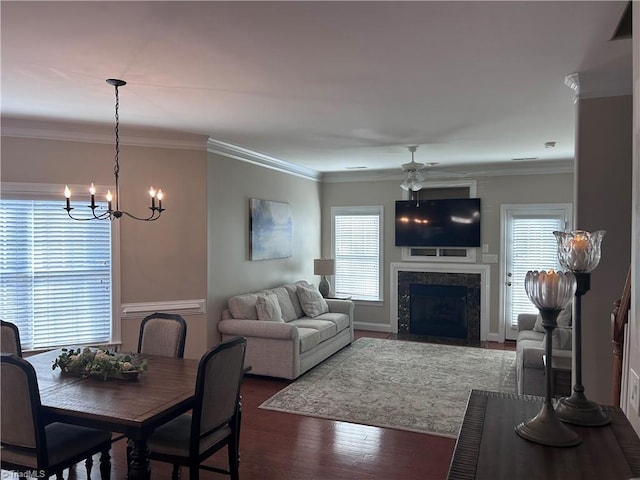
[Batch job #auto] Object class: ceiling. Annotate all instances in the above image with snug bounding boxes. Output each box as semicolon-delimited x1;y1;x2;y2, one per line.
0;1;632;175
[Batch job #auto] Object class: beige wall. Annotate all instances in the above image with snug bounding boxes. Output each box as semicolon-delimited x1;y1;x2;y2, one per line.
206;152;322;344
623;3;639;431
575;95;633;405
1;135;209;359
321;172;574;335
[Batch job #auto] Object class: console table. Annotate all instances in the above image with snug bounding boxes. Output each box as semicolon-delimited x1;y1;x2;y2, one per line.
447;390;640;479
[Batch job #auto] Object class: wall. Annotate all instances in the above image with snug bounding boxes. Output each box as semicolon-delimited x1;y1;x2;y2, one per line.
623;3;639;432
575;94;633;405
206;151;322;344
0;135;209;358
321;171;573;337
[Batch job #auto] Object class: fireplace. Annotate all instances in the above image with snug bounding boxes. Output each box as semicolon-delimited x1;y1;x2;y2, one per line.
391;262;490;344
409;284;468;338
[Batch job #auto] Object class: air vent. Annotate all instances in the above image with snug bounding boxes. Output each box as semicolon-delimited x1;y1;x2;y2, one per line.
511;157;539;162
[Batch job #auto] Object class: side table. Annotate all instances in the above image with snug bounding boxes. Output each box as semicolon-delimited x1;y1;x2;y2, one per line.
447;390;640;480
543;354;572;397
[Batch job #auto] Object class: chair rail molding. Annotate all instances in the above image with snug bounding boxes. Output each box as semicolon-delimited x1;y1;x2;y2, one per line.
120;299;206;319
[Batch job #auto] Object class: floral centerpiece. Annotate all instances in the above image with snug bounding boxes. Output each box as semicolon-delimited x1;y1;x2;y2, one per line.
52;347;148;381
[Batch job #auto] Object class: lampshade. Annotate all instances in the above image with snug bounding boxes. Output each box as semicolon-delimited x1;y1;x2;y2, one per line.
553;230;606;273
314;259;335;276
524;270;576;310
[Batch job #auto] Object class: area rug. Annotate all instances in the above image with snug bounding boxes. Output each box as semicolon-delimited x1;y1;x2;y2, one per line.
259;337;516;438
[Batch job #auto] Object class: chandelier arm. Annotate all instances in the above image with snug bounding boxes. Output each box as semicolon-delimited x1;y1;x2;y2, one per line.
65;210;112;221
118;209;164;222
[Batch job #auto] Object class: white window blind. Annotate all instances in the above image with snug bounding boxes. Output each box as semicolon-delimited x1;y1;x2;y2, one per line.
332;206;383;301
0;198;113;350
509;217;563;328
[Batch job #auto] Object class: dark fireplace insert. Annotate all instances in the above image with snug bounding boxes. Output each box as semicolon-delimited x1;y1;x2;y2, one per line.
409;283;468;339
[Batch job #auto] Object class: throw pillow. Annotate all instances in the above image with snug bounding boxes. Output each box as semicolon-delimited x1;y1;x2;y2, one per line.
256;293;284;322
533;302;572;333
297;284;329;318
542;326;572;350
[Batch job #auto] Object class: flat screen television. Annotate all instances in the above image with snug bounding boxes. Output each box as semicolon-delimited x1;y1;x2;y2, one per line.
395;198;481;247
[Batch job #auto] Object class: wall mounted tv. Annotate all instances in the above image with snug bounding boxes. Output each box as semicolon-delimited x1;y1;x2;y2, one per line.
395;198;481;247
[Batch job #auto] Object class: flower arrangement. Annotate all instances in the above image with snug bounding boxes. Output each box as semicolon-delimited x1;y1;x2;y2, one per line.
52;347;148;381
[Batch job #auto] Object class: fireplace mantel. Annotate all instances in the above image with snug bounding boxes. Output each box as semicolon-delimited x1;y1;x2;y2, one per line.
390;262;491;341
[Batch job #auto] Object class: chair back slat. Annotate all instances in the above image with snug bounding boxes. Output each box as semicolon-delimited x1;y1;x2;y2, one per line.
1;353;45;464
1;320;23;356
138;312;187;358
193;338;246;445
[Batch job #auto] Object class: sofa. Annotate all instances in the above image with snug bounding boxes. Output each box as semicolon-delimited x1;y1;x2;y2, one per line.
218;280;354;380
515;306;572;396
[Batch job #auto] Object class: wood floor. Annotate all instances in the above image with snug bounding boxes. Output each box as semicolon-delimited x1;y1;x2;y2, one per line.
7;332;515;479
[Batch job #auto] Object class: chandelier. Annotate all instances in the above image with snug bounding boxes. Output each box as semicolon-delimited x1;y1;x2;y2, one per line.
400;146;435;192
64;79;165;221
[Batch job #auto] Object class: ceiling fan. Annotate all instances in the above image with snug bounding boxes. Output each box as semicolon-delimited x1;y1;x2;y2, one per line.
400;145;439;192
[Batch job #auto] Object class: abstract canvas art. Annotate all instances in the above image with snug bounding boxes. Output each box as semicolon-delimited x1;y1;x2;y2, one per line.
250;198;292;260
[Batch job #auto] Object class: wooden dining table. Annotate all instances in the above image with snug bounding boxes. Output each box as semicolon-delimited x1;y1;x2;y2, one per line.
26;349;200;480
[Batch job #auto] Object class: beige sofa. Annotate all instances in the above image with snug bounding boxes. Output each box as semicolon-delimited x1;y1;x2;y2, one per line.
218;280;354;380
515;308;572;396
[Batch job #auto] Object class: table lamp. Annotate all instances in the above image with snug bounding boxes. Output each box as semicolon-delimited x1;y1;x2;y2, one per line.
314;259;335;298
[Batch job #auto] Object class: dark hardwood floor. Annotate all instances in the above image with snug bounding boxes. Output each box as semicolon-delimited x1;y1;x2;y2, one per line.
7;331;514;479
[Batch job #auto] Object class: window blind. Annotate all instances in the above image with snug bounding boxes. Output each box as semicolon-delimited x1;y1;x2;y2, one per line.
509;217;563;328
0;199;112;350
333;207;382;301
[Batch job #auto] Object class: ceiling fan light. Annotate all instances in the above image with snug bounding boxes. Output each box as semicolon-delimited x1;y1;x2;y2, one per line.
400;180;412;191
411;182;423;192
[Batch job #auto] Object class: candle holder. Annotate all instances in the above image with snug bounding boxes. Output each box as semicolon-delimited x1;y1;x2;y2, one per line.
515;270;581;447
553;230;610;427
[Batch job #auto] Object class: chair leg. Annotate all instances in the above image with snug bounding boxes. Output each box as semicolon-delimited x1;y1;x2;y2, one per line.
172;464;181;480
100;448;112;480
86;454;94;476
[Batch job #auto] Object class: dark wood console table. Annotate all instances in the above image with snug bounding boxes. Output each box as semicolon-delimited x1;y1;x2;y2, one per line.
447;390;640;479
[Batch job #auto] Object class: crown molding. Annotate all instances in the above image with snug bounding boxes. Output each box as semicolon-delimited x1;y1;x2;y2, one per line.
206;138;321;181
1;117;208;150
321;158;574;183
564;70;633;100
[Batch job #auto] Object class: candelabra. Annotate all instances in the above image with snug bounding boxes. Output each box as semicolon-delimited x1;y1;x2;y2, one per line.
553;230;610;427
515;269;581;446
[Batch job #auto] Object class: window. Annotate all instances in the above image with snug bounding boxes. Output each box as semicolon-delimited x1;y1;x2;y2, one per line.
0;184;119;351
332;206;383;301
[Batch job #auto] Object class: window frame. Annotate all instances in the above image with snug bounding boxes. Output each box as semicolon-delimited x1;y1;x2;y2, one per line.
331;205;384;303
0;182;121;351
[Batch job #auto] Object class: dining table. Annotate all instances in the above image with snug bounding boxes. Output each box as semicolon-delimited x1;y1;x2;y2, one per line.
26;348;200;480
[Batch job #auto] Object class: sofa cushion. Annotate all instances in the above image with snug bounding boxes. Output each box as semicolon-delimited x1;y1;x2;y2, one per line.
314;312;350;333
297;327;321;353
297;284;329;317
266;287;298;322
533;303;572;332
543;326;572;350
228;293;259;319
284;281;308;319
289;318;337;342
256;293;284;322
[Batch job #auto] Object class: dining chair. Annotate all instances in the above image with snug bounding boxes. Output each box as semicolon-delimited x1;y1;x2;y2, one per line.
138;312;187;358
146;336;247;480
0;353;112;480
1;319;22;356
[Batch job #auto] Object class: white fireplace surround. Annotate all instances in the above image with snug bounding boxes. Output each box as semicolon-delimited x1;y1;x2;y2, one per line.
390;262;492;341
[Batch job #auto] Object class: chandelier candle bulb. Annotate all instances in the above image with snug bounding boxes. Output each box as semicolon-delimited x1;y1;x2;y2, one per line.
106;190;113;212
89;183;96;209
149;187;156;209
64;185;71;210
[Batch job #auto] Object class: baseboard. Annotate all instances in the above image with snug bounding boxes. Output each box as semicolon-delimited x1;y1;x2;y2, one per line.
354;322;392;333
486;332;504;343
